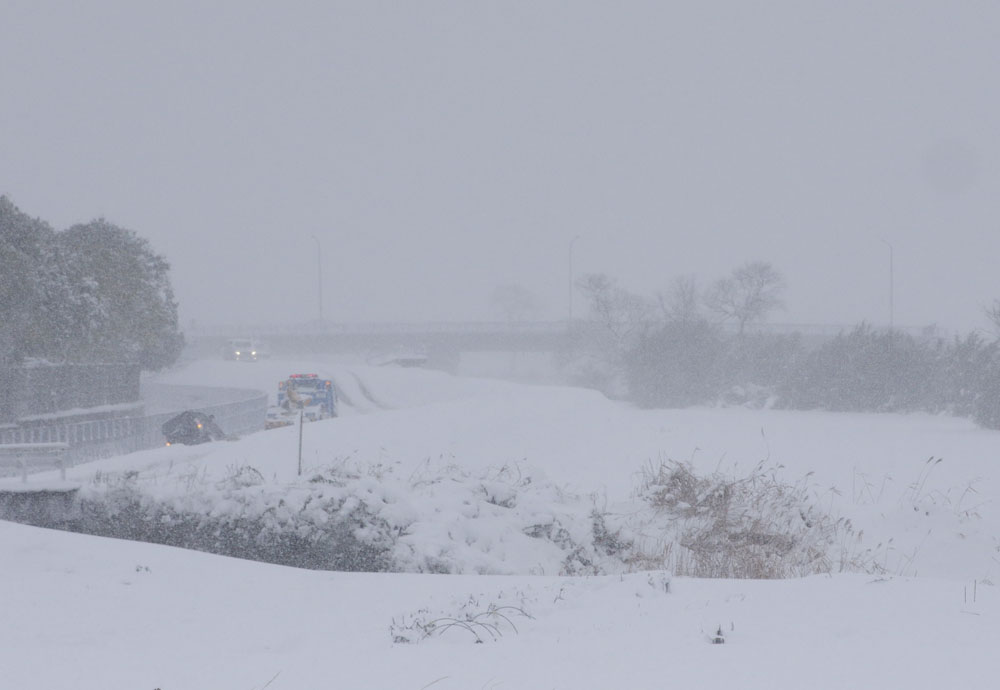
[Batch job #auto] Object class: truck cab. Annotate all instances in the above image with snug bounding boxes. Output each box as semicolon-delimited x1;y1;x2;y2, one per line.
267;374;337;428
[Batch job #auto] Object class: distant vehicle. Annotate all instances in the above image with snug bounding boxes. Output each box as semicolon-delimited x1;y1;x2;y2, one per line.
162;410;226;445
266;374;337;429
222;339;267;361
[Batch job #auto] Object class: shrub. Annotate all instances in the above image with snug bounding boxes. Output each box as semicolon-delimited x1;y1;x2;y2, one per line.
778;324;948;413
2;457;873;580
620;460;865;578
58;467;397;571
625;320;726;407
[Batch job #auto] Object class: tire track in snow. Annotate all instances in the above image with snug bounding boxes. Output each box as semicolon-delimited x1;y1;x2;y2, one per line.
349;371;391;410
327;373;363;413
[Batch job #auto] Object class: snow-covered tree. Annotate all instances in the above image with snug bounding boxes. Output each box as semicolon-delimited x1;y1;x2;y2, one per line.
56;219;184;369
0;196;183;369
0;196;60;361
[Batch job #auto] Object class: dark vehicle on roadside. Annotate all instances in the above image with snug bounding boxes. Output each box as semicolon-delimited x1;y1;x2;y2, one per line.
162;411;226;445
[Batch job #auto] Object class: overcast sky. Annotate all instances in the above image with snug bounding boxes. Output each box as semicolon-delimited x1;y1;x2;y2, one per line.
2;1;998;332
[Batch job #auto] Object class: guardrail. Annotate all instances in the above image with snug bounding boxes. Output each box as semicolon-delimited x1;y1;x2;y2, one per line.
0;443;69;482
137;389;268;452
188;320;949;339
0;387;267;471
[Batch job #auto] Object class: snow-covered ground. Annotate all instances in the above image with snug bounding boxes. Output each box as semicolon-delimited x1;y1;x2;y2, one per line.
3;519;996;690
4;357;1000;688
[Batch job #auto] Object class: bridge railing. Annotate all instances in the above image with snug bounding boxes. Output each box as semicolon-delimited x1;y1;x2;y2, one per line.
190;320;572;337
190;319;948;339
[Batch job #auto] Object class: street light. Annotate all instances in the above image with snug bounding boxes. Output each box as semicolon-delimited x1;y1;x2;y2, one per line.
310;234;323;324
568;235;581;324
880;239;894;334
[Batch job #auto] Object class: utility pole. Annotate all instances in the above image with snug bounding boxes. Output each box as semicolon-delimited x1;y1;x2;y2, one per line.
881;239;894;334
568;235;580;325
311;234;323;324
880;239;895;356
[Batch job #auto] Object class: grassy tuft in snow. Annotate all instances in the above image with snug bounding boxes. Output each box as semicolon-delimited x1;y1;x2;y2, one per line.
391;598;533;645
612;460;874;578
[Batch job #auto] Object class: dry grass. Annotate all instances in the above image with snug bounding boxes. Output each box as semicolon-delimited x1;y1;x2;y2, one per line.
624;460;868;578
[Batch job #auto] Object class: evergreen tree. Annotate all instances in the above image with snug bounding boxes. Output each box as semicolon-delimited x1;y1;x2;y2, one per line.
0;196;183;370
0;196;59;361
56;219;183;369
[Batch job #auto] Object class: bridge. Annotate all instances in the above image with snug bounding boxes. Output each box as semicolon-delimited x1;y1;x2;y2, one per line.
186;320;948;359
188;321;572;360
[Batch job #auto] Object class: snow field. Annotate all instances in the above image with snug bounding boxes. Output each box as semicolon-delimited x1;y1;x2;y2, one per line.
2;519;996;690
5;358;1000;688
134;358;1000;579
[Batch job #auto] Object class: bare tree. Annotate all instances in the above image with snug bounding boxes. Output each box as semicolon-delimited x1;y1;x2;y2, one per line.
985;299;1000;336
571;272;653;396
657;274;701;323
577;272;652;345
704;261;785;335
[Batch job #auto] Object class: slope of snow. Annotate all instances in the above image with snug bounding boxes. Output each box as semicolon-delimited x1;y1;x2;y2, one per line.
79;359;1000;578
2;519;996;690
5;358;1000;687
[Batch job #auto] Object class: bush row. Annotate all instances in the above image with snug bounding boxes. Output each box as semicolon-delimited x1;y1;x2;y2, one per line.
1;458;869;579
624;322;1000;427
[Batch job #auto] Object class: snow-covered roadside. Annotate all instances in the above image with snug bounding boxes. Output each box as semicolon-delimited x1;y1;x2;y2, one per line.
7;358;1000;579
5;358;1000;687
2;519;996;690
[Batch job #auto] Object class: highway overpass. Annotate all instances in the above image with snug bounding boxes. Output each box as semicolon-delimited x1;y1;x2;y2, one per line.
185;320;948;360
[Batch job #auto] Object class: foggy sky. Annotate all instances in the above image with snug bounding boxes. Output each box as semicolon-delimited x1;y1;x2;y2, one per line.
2;1;998;333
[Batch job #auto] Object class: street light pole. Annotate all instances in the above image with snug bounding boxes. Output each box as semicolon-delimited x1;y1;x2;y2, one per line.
881;239;894;334
568;235;580;324
310;234;323;324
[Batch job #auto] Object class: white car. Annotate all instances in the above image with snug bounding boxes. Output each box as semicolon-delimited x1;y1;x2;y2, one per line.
222;339;265;362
